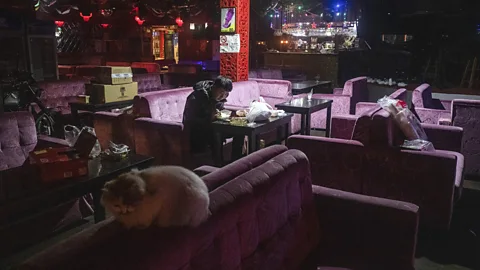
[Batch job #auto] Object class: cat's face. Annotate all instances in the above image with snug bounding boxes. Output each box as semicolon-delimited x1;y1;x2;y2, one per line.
101;171;146;216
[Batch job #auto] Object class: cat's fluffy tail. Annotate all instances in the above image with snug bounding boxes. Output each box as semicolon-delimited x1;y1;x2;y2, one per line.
189;194;210;227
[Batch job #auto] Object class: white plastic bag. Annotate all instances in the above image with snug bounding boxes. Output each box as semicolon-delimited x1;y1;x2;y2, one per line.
377;96;428;141
246;97;273;123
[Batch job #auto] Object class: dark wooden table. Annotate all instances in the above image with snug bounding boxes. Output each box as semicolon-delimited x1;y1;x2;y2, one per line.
0;154;154;228
291;80;332;95
212;114;293;166
276;97;333;136
69;100;134;125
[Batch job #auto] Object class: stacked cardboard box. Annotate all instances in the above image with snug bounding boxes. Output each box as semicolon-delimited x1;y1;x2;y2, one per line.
86;66;138;104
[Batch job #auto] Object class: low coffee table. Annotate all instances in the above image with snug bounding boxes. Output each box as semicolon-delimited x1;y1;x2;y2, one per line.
212;113;293;166
291;80;332;95
0;153;154;226
276;97;333;136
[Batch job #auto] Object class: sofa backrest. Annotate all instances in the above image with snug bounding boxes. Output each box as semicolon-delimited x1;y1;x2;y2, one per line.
168;64;202;74
452;99;480;178
249;78;292;108
412;83;432;108
342;77;368;114
133;88;193;121
351;105;382;146
390;88;407;101
132;62;161;73
227;80;261;107
287;134;459;230
38;79;88;113
0;112;37;171
18;148;319;270
133;73;163;94
105;61;130;66
202;145;288;190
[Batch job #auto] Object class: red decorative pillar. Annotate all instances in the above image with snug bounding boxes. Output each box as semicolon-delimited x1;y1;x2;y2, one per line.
220;0;250;82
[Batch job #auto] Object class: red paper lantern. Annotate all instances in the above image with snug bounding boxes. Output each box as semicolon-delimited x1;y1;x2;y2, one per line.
135;16;145;25
100;23;109;28
80;12;92;22
55;20;65;27
175;17;183;27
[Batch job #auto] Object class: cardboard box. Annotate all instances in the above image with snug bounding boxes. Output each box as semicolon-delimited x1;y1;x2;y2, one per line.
75;95;90;104
87;82;138;104
30;148;88;183
94;66;133;85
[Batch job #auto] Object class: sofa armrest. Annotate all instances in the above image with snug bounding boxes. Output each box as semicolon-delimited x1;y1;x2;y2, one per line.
309;94;351;129
252;78;293;98
134;118;190;167
422;123;463;152
330;114;357;139
193;165;219;177
414;107;451;125
355;101;376;115
36;135;69;149
313;185;418;270
333;88;343;95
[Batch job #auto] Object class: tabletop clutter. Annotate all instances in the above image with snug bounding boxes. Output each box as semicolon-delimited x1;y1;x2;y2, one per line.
30;124;131;183
217;97;286;125
377;96;434;151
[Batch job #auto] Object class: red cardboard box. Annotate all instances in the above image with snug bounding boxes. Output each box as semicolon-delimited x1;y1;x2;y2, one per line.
29;147;88;183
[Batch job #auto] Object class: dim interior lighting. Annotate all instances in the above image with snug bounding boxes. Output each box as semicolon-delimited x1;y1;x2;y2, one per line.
190;23;195;30
205;22;208;28
54;20;65;27
291;14;294;17
80;12;93;22
285;40;288;44
337;4;340;8
135;16;145;25
270;14;273;18
298;6;302;10
344;13;347;16
320;13;323;17
336;13;340;16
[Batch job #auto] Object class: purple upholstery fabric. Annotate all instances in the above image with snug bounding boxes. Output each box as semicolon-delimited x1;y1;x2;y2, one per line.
312;186;418;270
37;79;88;115
18;148;320;270
133;73;163;94
289;107;464;230
0;112;37;171
19;147;418;270
131;62;161;73
412;84;451;124
452;99;480;179
310;77;368;129
355;88;407;116
134;87;192;120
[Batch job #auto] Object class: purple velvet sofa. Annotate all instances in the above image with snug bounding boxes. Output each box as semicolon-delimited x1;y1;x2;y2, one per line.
94;79;304;166
309;77;369;130
37;78;89;115
331;88;407;140
287;106;464;230
436;99;480;180
412;83;451;124
18;146;419;270
0;112;93;256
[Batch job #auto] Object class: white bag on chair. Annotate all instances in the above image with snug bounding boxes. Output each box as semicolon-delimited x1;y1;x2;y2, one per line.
246;97;273;123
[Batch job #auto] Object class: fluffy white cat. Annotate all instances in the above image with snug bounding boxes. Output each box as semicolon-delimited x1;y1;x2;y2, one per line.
101;166;210;229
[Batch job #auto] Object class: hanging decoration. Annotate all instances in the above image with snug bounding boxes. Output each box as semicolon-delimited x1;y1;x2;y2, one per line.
54;20;64;27
100;23;110;28
175;17;184;27
100;8;114;17
33;0;40;11
135;16;145;25
80;12;93;22
55;6;72;15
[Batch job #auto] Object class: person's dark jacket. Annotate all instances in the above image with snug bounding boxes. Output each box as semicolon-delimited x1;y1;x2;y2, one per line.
182;81;226;153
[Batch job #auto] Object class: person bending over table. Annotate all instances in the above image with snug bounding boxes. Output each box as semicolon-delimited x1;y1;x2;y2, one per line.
182;76;244;161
